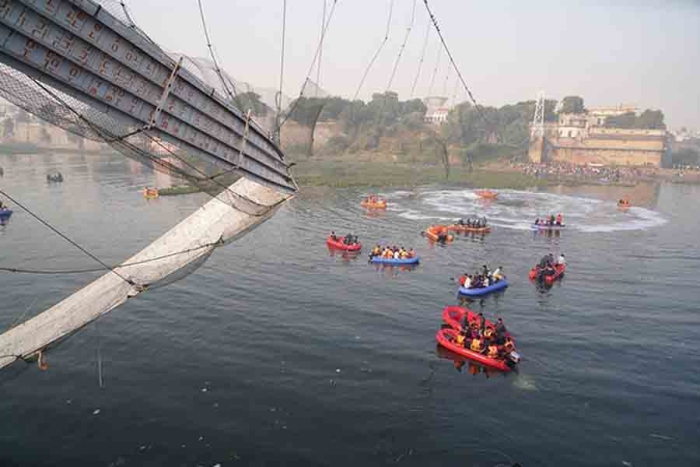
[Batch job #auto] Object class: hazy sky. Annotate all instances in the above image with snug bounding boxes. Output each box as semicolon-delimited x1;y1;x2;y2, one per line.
127;0;700;129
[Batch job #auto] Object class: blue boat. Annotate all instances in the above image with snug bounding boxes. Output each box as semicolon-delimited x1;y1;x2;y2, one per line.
0;209;12;219
370;256;420;266
458;279;509;297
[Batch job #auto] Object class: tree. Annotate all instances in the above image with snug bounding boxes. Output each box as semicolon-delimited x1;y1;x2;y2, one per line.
559;96;585;114
636;109;665;130
605;112;637;129
233;92;269;117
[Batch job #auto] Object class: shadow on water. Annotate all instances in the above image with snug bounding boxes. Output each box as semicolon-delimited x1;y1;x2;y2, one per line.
458;289;508;309
327;247;362;263
435;346;511;379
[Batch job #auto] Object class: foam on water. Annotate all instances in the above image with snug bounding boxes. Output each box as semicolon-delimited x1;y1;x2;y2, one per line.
392;188;667;233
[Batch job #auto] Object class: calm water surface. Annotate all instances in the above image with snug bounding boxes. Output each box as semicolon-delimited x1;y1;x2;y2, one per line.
1;153;699;466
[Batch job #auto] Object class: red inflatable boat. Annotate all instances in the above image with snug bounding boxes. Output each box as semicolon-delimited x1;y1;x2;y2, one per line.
326;236;362;251
528;263;566;285
436;328;514;372
438;306;519;371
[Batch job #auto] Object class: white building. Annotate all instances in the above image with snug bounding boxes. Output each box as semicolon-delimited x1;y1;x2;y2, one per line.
423;96;450;125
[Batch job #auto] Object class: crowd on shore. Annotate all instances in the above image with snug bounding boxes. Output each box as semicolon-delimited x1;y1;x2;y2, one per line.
509;161;655;182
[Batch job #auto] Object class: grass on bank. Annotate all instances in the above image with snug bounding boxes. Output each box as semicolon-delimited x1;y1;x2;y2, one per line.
291;160;549;189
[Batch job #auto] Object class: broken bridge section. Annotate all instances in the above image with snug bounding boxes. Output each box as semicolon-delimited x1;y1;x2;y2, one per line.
0;0;296;193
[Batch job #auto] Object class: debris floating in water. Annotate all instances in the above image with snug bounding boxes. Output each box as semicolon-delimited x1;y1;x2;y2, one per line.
93;409;100;415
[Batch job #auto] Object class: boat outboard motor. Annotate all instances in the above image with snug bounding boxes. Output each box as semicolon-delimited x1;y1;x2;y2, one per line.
508;350;521;364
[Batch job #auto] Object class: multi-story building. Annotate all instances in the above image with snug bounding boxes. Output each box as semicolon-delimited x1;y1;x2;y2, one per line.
529;104;669;167
423;96;450;125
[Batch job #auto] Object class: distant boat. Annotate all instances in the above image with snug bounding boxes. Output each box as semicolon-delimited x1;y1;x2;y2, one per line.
475;189;498;199
46;172;63;183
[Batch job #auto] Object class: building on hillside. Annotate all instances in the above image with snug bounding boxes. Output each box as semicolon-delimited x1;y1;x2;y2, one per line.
423;96;450;125
529;104;669;167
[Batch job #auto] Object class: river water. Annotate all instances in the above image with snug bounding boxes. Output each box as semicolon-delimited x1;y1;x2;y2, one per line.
1;153;699;467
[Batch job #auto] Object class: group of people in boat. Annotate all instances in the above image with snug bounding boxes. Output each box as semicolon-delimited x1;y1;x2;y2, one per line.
534;213;564;226
534;253;565;276
458;265;505;289
363;195;384;204
330;231;359;245
455;217;488;228
455;313;515;360
370;244;416;260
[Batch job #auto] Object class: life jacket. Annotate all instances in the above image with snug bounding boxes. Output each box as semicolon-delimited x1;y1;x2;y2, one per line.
458;276;467;286
484;328;494;339
456;334;466;346
487;345;499;358
470;339;483;352
504;341;514;352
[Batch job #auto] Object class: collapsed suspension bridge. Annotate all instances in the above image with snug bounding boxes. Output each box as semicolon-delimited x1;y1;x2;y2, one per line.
0;0;297;370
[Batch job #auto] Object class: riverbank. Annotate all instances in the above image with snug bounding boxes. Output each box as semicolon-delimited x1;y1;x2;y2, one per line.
292;160;550;189
152;159;700;197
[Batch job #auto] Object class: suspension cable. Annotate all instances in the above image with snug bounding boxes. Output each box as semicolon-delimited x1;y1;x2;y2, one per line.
0;240;223;276
197;0;238;99
352;0;395;101
410;14;431;99
386;0;416;91
275;0;288;143
427;42;441;97
0;188;135;286
277;0;339;130
316;0;328;94
422;0;490;125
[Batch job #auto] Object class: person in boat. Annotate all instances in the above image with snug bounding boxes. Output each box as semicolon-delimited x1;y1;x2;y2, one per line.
550;214;556;225
495;317;507;337
545;263;556;276
482;265;490;277
487;342;500;359
408;247;416;258
463;274;472;289
0;200;5;210
330;231;338;241
556;213;563;225
548;253;555;266
503;336;515;353
371;245;381;258
482;217;488;227
534;218;540;225
492;266;504;282
557;253;566;266
456;328;468;347
456;218;464;226
482;275;490;287
477;312;486;334
470;336;485;353
483;326;495;343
